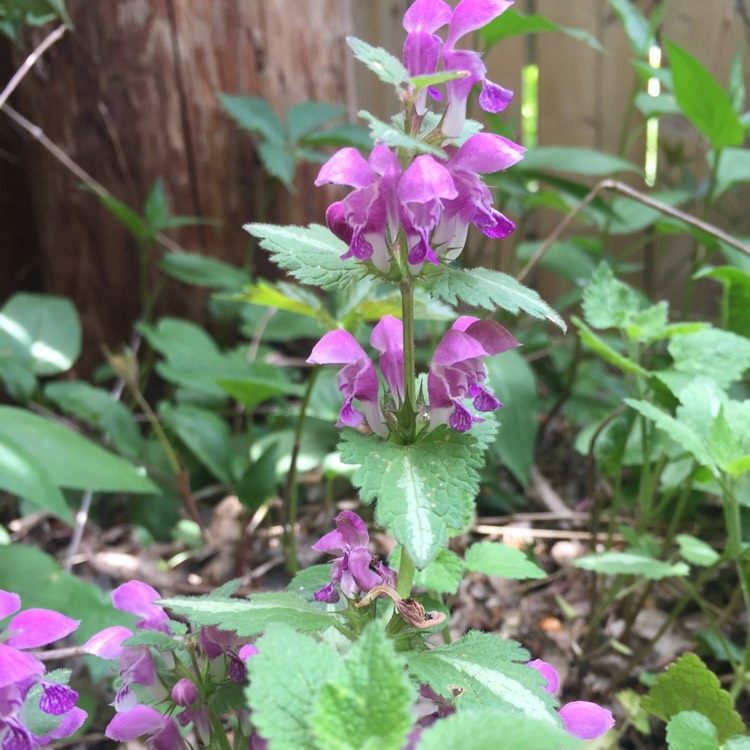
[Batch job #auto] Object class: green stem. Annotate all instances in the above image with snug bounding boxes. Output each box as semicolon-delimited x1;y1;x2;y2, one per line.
722;476;750;700
281;366;320;574
400;279;417;441
396;548;416;599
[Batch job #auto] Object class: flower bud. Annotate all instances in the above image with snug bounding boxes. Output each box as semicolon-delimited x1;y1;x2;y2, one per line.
171;678;199;708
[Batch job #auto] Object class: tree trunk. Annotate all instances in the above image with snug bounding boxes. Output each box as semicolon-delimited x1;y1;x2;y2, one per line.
1;0;355;371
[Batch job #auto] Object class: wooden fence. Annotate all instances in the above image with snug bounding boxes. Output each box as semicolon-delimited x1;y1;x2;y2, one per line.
0;0;747;366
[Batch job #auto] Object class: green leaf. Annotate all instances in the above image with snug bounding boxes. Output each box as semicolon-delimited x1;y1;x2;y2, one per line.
581;263;646;329
143;177;169;228
160;251;249;291
666;711;721;750
311;623;415;750
676;535;721;567
573;551;689;580
358;111;446;158
286;102;347;143
428;266;566;331
44;381;143;457
0;293;81;375
122;630;181;651
642;653;744;743
246;625;337;750
288;564;333;603
515;241;599;286
160;403;235;486
158;592;336;635
485;349;538;486
346;36;409;87
0;406;157;494
465;541;546;580
664;39;743;149
574;318;650;378
695;266;750;337
240;280;326;320
88;189;150;243
480;9;603;53
609;0;654;55
219;93;284;143
300;123;373;150
635;91;681;118
410;70;469;90
258;140;297;190
519;147;639;176
405;631;557;719
394;547;465;596
417;710;581;750
726;737;750;749
626;398;716;473
593;189;694;235
712;148;750;199
245;223;361;291
340;425;494;568
0;434;71;522
217;364;303;411
668;327;750;388
236;442;278;512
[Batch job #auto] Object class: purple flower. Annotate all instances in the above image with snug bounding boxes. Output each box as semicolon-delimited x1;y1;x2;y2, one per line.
398;155;458;268
106;704;188;749
200;626;250;683
112;580;171;635
83;626;166;711
428;317;519;432
433;133;525;258
0;591;85;749
528;659;615;740
370;315;405;406
316;145;401;272
441;0;515;137
312;511;396;603
307;329;386;437
402;0;453;114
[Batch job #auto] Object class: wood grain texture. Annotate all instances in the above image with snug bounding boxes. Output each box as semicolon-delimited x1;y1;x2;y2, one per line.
2;0;354;369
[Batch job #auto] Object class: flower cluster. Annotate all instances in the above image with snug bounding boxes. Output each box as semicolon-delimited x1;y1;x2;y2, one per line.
83;580;259;748
312;510;396;603
0;591;86;749
317;0;523;275
308;314;519;437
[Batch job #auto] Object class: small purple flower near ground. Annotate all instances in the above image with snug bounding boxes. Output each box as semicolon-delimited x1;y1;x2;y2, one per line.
313;510;396;603
0;590;86;749
428;316;520;432
527;659;615;740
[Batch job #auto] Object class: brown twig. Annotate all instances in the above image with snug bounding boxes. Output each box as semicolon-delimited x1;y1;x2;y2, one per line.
516;179;750;283
1;103;185;254
0;25;67;110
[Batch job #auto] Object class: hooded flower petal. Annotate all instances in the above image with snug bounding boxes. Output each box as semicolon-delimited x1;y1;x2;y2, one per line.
82;626;132;660
112;581;171;634
36;706;87;743
0;644;44;689
4;610;79;650
0;592;20;621
428;318;519;432
445;0;514;46
559;701;615;740
370;315;405;405
450;133;525;174
105;705;167;742
315;147;375;189
308;331;386;437
312;510;370;553
527;659;560;695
